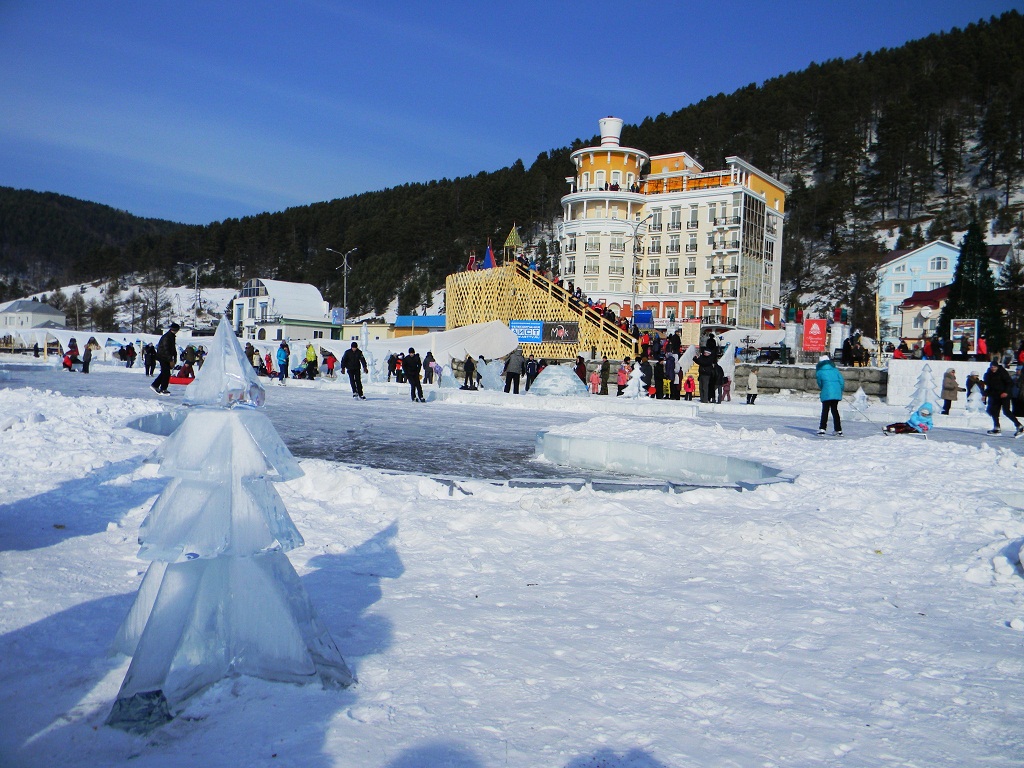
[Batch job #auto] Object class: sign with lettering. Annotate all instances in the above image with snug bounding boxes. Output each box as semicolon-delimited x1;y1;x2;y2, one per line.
802;318;828;352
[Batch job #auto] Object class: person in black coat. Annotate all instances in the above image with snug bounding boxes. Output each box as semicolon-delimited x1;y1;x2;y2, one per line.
697;349;717;403
340;342;369;399
151;323;179;395
982;360;1023;436
404;347;424;402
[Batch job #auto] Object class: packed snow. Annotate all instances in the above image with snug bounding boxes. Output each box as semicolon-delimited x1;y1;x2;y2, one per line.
2;355;1024;767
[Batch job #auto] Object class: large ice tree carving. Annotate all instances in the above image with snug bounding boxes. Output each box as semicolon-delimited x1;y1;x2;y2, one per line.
107;321;353;734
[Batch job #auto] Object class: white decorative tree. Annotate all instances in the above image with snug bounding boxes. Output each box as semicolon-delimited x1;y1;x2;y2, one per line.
107;321;352;734
623;362;645;399
907;364;942;413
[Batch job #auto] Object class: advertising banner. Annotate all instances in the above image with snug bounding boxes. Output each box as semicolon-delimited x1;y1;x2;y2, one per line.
510;321;580;344
679;319;702;347
543;321;579;343
509;320;543;343
951;319;977;355
802;318;828;352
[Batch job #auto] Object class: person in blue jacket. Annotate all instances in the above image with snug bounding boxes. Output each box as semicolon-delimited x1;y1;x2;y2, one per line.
885;402;934;434
815;354;845;436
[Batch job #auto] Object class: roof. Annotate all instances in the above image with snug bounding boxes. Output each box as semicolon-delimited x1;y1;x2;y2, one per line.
394;315;446;329
878;240;1011;268
0;299;64;316
898;285;950;310
241;279;327;320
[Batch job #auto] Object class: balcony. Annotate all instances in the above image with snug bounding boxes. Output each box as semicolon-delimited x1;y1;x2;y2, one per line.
684;267;697;276
610;243;626;253
714;216;741;227
647;269;661;277
666;245;681;254
583;265;600;275
564;244;577;253
685;244;698;253
585;242;600;252
609;266;625;276
648;222;663;232
648;245;662;254
666;222;682;232
665;268;680;277
686;221;699;230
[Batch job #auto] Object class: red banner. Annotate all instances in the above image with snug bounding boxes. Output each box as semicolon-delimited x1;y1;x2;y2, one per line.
802;318;828;352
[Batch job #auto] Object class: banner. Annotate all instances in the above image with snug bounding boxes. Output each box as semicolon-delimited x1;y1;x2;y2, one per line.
951;319;977;355
509;321;579;344
802;318;828;352
544;322;579;343
509;320;543;343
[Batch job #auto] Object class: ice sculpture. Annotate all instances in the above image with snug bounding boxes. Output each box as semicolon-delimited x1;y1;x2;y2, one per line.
108;320;353;734
477;358;504;390
528;364;590;397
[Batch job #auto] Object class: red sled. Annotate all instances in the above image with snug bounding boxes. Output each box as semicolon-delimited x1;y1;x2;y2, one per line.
168;376;194;386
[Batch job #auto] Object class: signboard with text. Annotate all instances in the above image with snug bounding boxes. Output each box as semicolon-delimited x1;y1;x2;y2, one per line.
951;319;978;354
802;318;828;352
510;320;580;344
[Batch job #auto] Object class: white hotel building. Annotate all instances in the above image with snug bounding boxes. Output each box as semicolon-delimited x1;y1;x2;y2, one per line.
555;117;789;330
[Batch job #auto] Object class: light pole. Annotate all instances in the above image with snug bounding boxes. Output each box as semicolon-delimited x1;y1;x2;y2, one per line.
630;213;653;330
326;247;358;323
177;261;201;328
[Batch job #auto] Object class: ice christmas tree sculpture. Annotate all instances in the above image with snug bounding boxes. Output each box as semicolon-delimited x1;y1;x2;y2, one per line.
107;321;353;734
907;364;942;413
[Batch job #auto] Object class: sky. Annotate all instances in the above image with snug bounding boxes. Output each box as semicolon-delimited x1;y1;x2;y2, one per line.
0;0;1021;225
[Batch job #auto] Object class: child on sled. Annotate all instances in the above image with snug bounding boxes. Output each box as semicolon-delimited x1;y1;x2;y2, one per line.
884;402;934;435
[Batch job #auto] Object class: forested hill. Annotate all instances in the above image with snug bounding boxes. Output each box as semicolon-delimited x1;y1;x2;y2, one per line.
0;187;185;299
2;11;1022;321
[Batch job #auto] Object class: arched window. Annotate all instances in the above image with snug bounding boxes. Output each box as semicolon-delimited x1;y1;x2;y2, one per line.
929;256;949;271
257;328;266;340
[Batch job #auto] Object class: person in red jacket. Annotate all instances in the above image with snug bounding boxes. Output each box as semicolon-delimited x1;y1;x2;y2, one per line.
683;375;696;401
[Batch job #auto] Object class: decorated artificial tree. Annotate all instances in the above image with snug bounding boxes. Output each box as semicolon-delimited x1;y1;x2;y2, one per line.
907;364;942;413
107;321;352;734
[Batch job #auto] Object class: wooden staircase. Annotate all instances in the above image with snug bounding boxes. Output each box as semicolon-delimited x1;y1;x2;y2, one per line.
445;263;639;360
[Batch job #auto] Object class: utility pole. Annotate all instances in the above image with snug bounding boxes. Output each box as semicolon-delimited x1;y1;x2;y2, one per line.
326;247;358;323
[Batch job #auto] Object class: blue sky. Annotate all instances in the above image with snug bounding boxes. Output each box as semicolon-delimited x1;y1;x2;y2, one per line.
0;0;1019;225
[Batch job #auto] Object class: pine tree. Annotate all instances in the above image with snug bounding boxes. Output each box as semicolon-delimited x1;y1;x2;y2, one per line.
937;211;1007;351
997;250;1024;342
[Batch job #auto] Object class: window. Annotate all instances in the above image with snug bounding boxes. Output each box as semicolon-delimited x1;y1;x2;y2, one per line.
276;329;283;340
648;259;660;276
668;235;680;254
584;256;599;274
650;209;663;230
609;281;622;292
892;282;906;294
669;207;682;230
667;281;678;293
585;280;598;292
313;330;324;339
582;172;590;189
610;257;624;276
666;258;679;276
585;234;601;251
893;264;906;273
929;256;949;271
688;204;699;226
611;171;621;187
595;170;606;188
686;281;695;293
610;235;625;253
649;283;659;294
928;281;945;290
257;328;266;340
649;236;661;254
708;203;716;223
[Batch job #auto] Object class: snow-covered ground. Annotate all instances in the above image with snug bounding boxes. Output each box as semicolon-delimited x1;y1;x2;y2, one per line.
2;358;1024;767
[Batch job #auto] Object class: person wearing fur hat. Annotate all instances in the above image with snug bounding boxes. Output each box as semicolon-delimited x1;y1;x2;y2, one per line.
815;354;845;436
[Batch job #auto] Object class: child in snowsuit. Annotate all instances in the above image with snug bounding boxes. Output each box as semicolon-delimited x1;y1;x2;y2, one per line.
885;402;934;434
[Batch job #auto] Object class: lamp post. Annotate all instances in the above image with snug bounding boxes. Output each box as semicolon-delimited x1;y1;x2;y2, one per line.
177;261;202;329
630;213;653;330
326;247;358;323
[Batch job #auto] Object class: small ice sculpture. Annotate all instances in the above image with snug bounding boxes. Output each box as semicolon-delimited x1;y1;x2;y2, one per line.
966;386;985;414
437;363;459;389
623;363;644;399
477;358;504;390
849;386;870;420
528;364;590;397
108;320;352;734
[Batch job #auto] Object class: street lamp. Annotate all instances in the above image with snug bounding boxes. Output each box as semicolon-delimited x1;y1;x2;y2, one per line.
326;247;358;323
177;261;202;328
630;213;654;330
